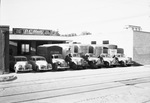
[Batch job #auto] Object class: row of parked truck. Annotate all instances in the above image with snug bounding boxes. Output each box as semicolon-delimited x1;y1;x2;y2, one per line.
9;43;133;73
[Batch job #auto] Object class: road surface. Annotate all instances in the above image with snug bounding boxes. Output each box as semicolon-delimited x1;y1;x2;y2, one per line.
1;66;150;103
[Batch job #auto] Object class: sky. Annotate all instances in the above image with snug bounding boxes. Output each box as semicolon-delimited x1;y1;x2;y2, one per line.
1;0;150;35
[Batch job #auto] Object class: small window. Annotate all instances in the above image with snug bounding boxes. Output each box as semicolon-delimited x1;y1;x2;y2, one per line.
74;46;78;53
30;58;35;61
89;46;94;53
51;56;54;59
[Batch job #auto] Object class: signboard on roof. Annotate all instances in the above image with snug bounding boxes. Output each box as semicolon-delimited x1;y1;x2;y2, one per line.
12;28;60;36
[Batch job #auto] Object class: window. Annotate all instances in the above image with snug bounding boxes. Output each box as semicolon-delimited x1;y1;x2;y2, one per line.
89;46;94;53
36;58;45;61
21;44;30;54
74;45;78;53
30;58;35;61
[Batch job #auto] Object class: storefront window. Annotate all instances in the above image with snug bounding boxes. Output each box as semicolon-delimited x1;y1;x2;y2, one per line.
21;44;30;54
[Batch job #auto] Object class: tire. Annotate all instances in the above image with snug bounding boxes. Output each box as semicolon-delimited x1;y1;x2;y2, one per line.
52;63;58;71
83;66;88;69
70;62;77;70
120;61;126;67
47;64;52;70
14;67;18;73
88;61;97;69
10;67;15;72
127;64;131;66
32;64;36;71
104;61;110;68
36;66;39;72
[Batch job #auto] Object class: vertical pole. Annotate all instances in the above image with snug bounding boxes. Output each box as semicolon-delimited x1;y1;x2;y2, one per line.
0;26;9;74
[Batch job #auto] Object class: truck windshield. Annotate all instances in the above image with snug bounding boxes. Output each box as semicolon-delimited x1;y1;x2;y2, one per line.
52;54;63;59
72;53;80;57
101;54;109;58
89;54;96;57
16;58;27;61
120;54;125;57
116;54;125;57
36;58;45;61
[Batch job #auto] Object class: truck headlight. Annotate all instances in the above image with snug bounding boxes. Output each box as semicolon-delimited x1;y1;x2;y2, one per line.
19;65;22;68
58;62;61;65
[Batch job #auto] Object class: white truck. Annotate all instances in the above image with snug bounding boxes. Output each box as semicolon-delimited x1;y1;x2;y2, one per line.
116;48;133;66
84;53;104;68
51;54;69;70
70;53;88;69
100;53;115;67
115;53;133;66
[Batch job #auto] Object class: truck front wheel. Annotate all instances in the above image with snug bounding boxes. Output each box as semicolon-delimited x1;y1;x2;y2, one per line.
104;61;110;68
52;63;58;71
88;61;97;69
70;62;77;70
36;66;40;72
120;61;126;67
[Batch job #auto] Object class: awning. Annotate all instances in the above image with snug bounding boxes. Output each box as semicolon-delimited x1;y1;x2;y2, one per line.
10;34;73;41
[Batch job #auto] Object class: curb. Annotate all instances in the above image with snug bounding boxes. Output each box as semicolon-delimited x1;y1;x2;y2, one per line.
0;74;17;82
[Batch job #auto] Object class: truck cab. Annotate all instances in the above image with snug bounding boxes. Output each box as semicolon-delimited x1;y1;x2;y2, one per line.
85;53;104;68
100;53;117;67
51;54;69;70
70;53;88;69
116;53;133;66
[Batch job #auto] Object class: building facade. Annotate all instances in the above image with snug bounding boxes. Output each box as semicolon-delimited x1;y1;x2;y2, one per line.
9;27;150;66
133;31;150;65
9;28;73;58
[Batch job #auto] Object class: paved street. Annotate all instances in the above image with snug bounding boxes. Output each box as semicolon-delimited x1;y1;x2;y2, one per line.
1;66;150;103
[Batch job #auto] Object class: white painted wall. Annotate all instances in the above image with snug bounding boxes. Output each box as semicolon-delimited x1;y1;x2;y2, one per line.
72;29;133;58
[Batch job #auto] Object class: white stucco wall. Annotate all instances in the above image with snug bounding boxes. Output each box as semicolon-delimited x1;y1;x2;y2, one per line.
102;30;133;58
72;29;133;58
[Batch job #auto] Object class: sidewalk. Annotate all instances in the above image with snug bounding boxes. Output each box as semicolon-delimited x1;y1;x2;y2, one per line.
0;73;17;82
0;65;148;82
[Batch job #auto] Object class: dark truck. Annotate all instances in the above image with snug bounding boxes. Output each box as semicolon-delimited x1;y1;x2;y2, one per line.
37;44;69;71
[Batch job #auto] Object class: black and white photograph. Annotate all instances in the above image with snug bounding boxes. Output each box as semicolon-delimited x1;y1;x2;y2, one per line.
0;0;150;103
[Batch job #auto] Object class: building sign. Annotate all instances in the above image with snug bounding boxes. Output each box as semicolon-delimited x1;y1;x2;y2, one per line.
12;28;60;36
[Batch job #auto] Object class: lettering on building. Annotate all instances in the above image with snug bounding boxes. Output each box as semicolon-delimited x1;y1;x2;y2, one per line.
13;28;60;36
